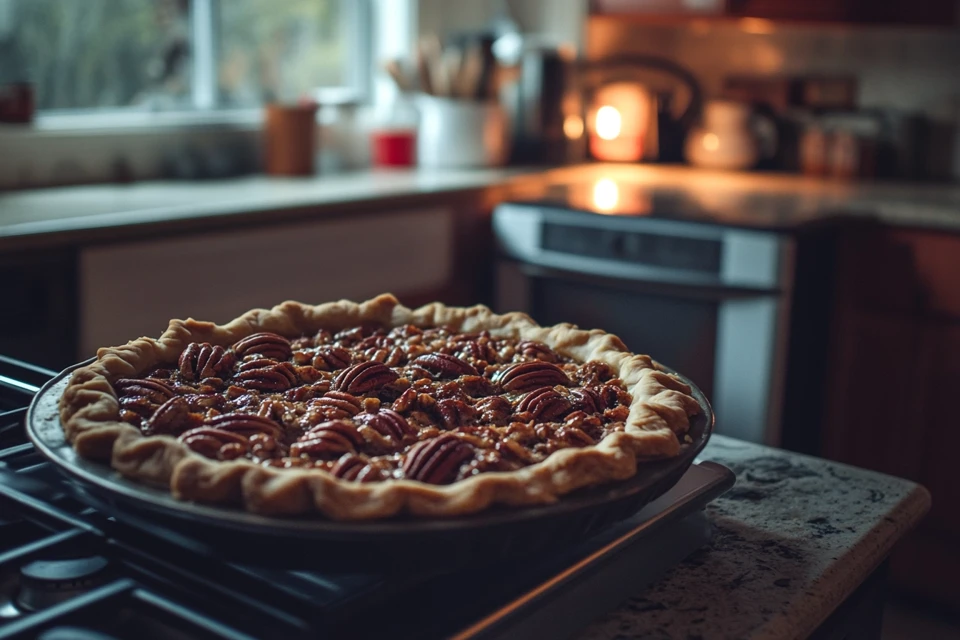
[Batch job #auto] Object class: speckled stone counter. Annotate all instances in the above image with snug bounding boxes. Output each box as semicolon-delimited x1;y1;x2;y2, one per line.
580;435;931;640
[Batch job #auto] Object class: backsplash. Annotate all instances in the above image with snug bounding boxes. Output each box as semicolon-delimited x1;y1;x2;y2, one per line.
586;20;960;118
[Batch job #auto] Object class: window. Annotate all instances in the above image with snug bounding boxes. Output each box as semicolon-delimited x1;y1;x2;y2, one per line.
0;0;368;117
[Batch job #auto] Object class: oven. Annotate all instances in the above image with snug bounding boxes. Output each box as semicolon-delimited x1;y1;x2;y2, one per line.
493;203;795;445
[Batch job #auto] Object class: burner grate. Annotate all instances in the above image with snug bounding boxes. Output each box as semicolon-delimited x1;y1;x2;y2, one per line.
0;353;732;640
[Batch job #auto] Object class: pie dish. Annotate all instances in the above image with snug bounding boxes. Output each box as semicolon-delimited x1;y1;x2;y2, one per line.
59;294;701;520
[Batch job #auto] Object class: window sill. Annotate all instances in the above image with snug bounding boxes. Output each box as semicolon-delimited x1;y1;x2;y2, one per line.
0;109;265;137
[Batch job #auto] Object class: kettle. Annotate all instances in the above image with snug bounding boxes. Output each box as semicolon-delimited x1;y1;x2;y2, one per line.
684;100;778;171
578;55;702;163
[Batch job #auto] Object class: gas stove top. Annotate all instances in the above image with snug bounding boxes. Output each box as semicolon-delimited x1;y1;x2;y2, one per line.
0;355;733;640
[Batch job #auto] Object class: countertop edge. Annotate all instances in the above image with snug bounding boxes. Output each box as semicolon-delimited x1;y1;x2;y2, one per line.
765;482;931;640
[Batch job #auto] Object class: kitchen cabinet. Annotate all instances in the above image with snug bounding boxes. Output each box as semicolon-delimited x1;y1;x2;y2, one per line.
590;0;959;25
0;248;77;370
78;207;458;359
816;225;960;608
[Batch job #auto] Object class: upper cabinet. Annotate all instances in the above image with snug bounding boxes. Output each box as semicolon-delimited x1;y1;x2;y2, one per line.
589;0;959;26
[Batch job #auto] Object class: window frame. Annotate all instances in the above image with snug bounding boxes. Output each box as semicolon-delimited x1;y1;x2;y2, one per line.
23;0;372;133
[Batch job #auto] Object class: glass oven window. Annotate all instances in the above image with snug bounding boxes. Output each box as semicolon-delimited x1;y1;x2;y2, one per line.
531;277;717;398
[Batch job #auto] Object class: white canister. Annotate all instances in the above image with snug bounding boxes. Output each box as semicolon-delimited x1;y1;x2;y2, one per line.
684;100;776;171
417;95;509;168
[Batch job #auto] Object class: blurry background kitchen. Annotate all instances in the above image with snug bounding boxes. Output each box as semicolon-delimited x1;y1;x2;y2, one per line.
2;0;960;636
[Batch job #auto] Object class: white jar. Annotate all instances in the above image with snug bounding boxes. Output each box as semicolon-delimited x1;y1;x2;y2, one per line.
684;100;776;171
417;95;509;168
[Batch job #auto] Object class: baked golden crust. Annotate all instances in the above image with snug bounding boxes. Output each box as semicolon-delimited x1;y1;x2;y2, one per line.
59;294;700;520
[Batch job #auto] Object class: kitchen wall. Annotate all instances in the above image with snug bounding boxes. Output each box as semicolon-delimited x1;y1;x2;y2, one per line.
586;19;960;118
418;0;587;51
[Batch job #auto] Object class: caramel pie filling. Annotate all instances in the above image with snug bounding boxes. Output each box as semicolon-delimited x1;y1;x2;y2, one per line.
113;325;634;485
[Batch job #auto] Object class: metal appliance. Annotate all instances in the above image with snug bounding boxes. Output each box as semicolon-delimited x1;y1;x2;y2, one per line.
494;184;794;446
0;355;734;639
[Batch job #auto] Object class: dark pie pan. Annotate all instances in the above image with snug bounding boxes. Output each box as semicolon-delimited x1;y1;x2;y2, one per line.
27;358;714;571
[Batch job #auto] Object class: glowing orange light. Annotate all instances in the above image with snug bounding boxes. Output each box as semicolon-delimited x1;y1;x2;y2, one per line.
592;178;619;212
595;106;622;140
563;114;584;139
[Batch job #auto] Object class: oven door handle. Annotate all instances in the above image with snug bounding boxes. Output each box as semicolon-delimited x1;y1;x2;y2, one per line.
511;263;783;301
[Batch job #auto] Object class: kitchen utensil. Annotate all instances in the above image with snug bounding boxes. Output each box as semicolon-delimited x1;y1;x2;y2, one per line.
417;94;508;167
416;37;437;96
383;59;414;93
684;100;777;171
263;103;318;176
27;359;714;572
507;46;581;164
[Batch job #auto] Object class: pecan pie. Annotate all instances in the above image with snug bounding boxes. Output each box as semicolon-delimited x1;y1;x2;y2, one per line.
59;294;701;520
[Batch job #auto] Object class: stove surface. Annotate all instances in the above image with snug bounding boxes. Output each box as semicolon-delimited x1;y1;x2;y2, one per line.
506;173;835;232
0;356;733;640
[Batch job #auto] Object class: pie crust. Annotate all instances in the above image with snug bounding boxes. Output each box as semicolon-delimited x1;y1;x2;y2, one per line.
59;294;701;520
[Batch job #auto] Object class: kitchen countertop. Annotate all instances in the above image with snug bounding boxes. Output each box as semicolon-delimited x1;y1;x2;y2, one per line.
581;435;930;640
3;164;960;251
0;167;536;251
521;164;960;234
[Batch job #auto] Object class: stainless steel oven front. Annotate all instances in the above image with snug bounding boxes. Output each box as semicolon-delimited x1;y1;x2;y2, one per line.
493;203;795;446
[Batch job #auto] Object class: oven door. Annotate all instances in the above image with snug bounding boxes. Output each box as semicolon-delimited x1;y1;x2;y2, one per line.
497;260;788;446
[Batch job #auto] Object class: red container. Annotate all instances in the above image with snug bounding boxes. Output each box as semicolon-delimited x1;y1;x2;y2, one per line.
371;129;416;167
0;83;34;124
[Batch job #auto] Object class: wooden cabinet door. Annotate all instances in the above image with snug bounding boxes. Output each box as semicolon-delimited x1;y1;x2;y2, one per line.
821;309;926;480
726;0;854;21
821;225;960;608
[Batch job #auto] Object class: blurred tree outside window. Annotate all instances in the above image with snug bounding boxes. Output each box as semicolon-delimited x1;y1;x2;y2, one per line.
0;0;359;114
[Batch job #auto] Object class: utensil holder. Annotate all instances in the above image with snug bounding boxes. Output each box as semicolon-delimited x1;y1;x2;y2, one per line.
417;96;508;168
264;103;318;176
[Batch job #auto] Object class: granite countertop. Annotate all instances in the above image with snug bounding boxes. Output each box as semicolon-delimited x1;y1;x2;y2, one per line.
3;164;960;251
529;164;960;234
0;167;537;251
581;435;930;640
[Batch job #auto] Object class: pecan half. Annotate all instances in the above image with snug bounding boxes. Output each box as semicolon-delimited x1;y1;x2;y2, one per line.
570;387;605;415
573;361;616;386
412;353;479;378
309;391;362;420
180;434;223;459
556;425;595;447
143;396;199;435
516;387;572;422
391;387;418;413
313;346;352;371
331;454;382;482
333;361;399;395
178;343;235;381
456;340;496;365
119;396;157;421
436;398;479;429
517;340;557;363
355;408;411;441
495;438;539;464
492;361;570;392
292;420;364;458
599;383;629;409
402;434;475;484
236;361;297;392
114;378;174;405
205;413;283;437
233;332;292;361
283;382;331;402
475;395;512;426
179;426;249;446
